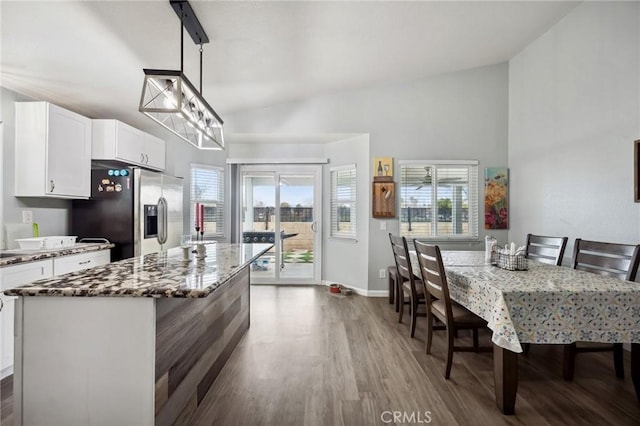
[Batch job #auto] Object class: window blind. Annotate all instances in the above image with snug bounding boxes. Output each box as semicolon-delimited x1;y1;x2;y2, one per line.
399;161;478;240
190;164;225;237
330;165;357;240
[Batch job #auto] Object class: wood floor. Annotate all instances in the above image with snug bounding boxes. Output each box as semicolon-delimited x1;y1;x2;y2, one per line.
3;285;640;425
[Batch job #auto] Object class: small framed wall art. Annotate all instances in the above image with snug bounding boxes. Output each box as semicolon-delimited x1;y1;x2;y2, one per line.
373;157;393;181
484;167;508;229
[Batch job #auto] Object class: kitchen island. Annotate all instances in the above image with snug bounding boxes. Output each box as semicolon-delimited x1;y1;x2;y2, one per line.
5;242;271;426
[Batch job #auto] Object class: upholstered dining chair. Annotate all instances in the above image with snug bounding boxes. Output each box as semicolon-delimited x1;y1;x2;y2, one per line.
389;234;425;338
563;238;640;380
413;240;491;379
522;234;568;354
525;233;568;266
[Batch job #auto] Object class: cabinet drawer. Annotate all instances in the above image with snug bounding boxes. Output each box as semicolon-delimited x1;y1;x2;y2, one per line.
0;259;53;291
53;250;110;276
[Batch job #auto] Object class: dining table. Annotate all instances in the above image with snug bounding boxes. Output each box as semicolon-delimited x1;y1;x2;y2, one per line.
409;250;640;415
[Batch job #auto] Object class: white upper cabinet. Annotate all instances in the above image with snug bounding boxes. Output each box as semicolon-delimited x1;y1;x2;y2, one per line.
15;102;92;199
92;119;166;171
143;133;166;170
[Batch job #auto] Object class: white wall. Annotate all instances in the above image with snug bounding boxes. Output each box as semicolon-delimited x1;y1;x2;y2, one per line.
225;63;509;292
1;86;227;248
323;135;370;294
229;142;326;160
508;2;640;262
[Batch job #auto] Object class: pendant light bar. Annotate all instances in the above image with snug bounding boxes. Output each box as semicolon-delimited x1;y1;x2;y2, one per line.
140;69;224;150
139;1;224;150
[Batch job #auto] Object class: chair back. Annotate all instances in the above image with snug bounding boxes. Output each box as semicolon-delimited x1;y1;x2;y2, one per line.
572;238;640;281
389;234;420;297
525;233;568;266
413;240;453;324
389;234;415;279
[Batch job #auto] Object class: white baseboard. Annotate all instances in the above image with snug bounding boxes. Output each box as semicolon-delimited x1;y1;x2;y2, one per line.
321;280;389;297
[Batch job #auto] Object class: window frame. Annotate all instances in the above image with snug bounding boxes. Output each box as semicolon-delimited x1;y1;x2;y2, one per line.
398;160;479;242
329;164;357;241
190;163;225;239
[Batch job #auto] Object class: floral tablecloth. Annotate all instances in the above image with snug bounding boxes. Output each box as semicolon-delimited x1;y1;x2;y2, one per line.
410;251;640;353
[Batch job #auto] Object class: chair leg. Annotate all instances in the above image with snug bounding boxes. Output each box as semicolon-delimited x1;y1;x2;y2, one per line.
394;281;401;313
613;343;624;379
398;293;405;323
473;328;479;349
388;273;395;305
445;325;455;379
563;343;577;381
425;311;433;354
410;294;417;338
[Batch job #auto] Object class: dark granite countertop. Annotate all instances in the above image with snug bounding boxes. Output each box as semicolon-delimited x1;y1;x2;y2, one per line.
4;243;272;298
0;242;115;267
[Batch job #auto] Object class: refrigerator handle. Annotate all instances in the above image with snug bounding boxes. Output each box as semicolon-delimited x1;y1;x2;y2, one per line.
157;197;168;245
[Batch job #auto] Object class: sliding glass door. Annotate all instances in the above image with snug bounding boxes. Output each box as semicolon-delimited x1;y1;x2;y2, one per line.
240;165;321;284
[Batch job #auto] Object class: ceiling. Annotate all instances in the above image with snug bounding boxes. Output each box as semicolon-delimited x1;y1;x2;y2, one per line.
1;1;579;140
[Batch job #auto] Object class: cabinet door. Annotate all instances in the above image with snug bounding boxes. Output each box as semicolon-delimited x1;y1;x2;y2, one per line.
0;260;54;289
115;122;145;166
144;133;166;171
46;104;92;198
0;259;53;376
52;250;110;276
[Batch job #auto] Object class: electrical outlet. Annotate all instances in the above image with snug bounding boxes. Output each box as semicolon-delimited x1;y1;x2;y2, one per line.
379;268;386;279
22;210;33;224
380;221;387;231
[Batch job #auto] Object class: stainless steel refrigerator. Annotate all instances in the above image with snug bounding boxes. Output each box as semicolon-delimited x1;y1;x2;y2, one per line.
72;162;183;261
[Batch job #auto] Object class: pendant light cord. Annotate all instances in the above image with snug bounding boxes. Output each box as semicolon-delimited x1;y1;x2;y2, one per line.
199;44;203;95
180;6;185;73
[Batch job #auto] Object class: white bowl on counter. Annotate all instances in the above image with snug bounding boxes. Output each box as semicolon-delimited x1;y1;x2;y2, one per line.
15;236;77;250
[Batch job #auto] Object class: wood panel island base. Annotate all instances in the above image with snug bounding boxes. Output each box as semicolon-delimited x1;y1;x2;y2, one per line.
5;243;271;425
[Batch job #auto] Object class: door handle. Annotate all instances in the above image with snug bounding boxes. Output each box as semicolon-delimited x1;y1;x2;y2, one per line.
311;222;317;232
141;153;145;163
78;260;91;265
50;180;55;192
157;197;168;245
145;154;149;164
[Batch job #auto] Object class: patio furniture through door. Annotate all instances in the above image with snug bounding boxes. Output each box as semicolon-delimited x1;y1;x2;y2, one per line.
240;165;322;284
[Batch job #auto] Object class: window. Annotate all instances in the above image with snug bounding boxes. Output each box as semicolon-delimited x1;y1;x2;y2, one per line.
330;165;357;240
399;160;478;240
190;163;225;238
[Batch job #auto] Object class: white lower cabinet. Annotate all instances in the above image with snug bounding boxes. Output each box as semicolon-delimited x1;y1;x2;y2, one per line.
0;249;110;378
53;250;110;276
0;259;53;378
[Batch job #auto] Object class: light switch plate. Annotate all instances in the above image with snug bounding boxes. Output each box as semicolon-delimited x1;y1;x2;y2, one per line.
379;221;387;231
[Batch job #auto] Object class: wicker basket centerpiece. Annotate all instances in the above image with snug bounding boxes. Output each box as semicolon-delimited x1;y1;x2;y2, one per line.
491;247;528;271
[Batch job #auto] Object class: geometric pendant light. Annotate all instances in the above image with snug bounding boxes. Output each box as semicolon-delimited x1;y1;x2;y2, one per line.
139;1;224;150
